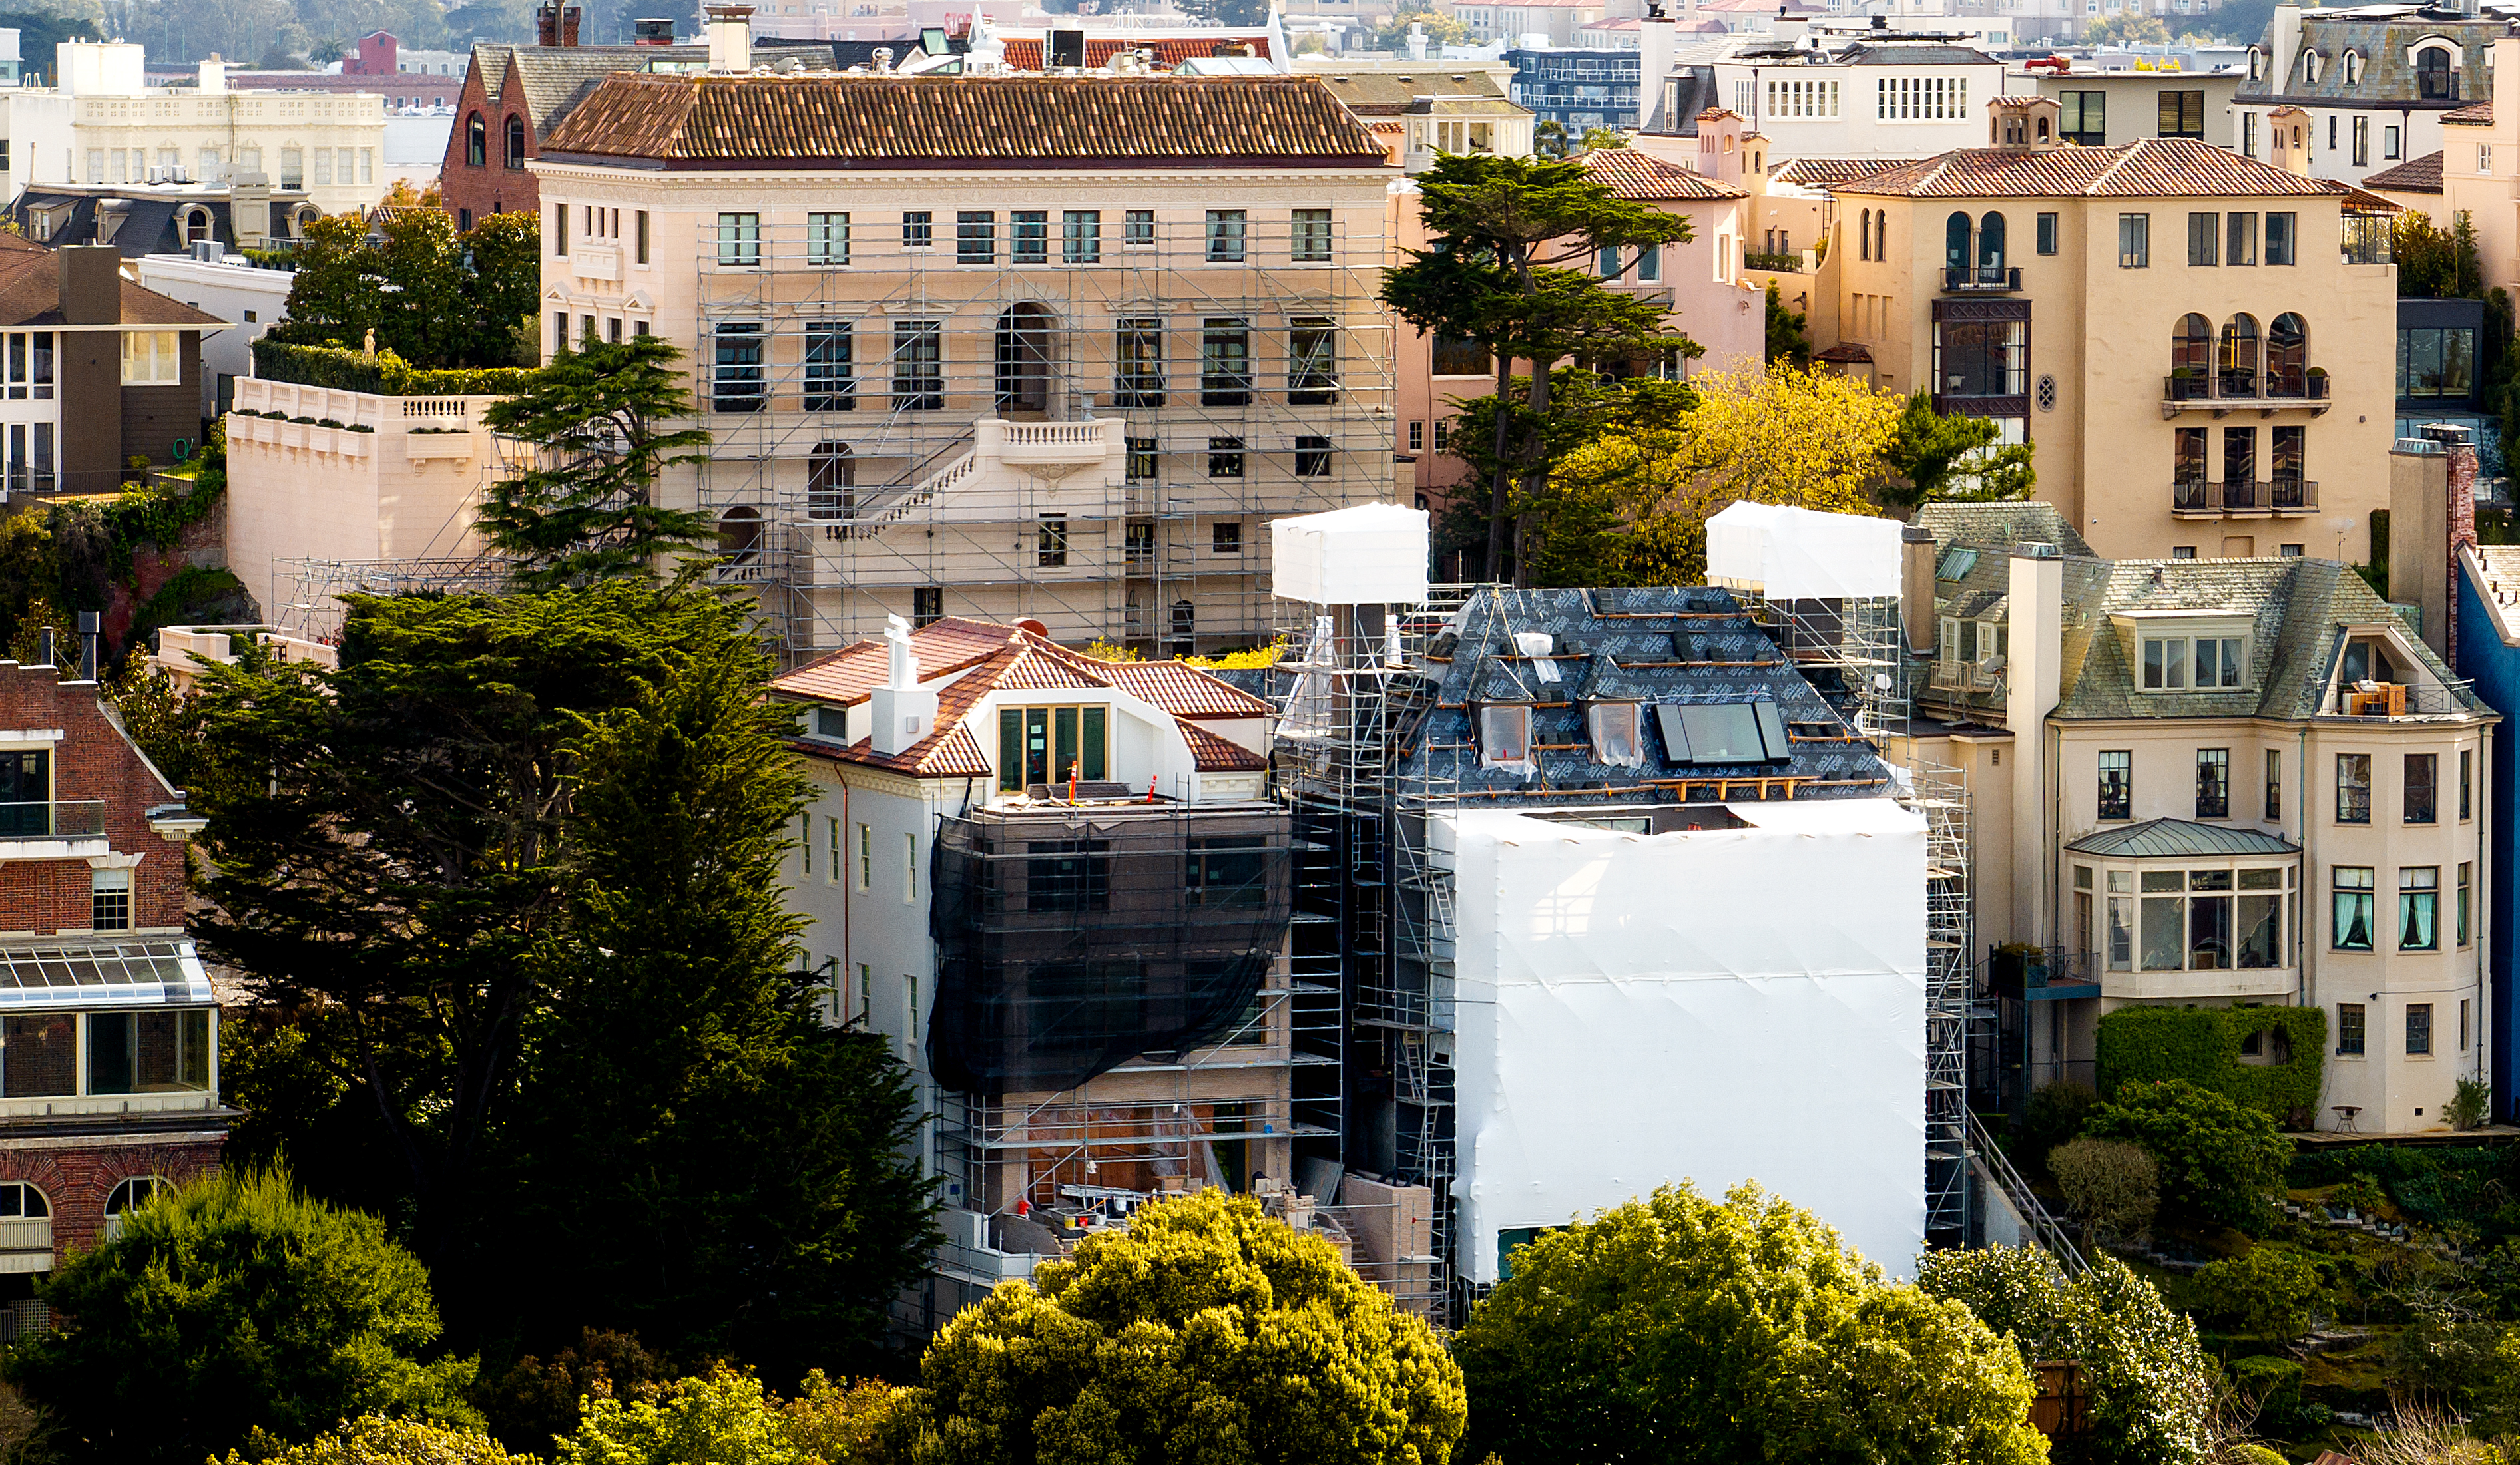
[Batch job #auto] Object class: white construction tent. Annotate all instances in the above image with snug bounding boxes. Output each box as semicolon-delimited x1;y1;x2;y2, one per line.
1445;799;1929;1281
1704;501;1903;602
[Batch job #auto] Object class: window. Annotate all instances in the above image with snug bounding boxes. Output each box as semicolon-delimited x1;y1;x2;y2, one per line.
2059;89;2105;145
1127;437;1157;481
1434;420;1451;451
1062;210;1101;264
2459;860;2473;946
1011;210;1048;264
2337;753;2371;823
1037;513;1069;566
637;210;649;265
2158;89;2205;138
2266;749;2282;821
804;324;854;413
1931;317;2025;399
2338;1000;2367;1054
2405;752;2437;823
2196;749;2230;819
808;212;849;266
1292;208;1332;262
2037;212;2057;255
711;322;764;412
2352;116;2369;167
1876;75;1969;120
957;210;996;264
903;211;934;249
2399;325;2478;399
2267;212;2296;265
857;823;872;889
91;867;130;931
905;974;919;1052
800;814;814;877
998;706;1109;789
2188;211;2218;267
1478;703;1533;771
827;817;842;884
2119;213;2149;268
0;1183;46;1220
1115;319;1164;407
2461;747;2473;819
2408;1001;2434;1055
1189;837;1268;909
2098;749;2132;819
1764;77;1840;117
1025;839;1111;912
1124;208;1156;246
1408;420;1425;452
2384;124;2401;160
715;212;760;267
1635;244;1661;282
0;1014;69;1096
1289;317;1338;405
808;441;854;519
1214;522;1242;554
905;833;918;903
1201;319;1251;406
2334;865;2376;950
1208;436;1245;477
892;321;943;411
1296;435;1332;477
105;1176;170;1215
89;1011;210;1095
2243;112;2258;157
2227;212;2258;267
2142;635;2244;690
465;112;485;166
505;114;525;168
2281;543;2304;557
120;332;179;386
1431;333;1489;376
2462;998;2473;1051
2400;866;2442;950
1205;209;1247;262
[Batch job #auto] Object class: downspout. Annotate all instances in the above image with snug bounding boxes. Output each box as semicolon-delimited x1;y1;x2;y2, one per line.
838;768;852;1023
2298;724;2309;1010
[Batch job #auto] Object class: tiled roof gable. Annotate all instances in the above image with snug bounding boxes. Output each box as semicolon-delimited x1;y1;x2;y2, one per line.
1838;136;2349;198
1577;147;1746;200
2364;149;2444;192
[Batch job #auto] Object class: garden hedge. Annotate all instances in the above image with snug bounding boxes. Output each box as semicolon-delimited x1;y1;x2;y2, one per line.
2094;1006;2326;1122
249;339;533;398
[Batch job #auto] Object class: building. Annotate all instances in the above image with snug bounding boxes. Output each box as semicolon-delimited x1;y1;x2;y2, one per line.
9;180;321;256
1299;61;1533;171
1504;45;1642;136
2005;63;2242;152
1447;0;1611;47
1826;101;2397;562
2395;295;2499;483
2412;36;2520;298
0;648;225;1327
763;614;1419;1329
527;39;1397;660
1906;499;2495;1135
132;244;293;420
1708;25;2008;162
220;32;467;106
2234;1;2509;186
1579;127;1764;373
0;46;389;216
0;240;219;496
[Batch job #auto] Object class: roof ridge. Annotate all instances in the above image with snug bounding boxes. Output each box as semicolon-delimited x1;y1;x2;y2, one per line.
2079;136;2146;196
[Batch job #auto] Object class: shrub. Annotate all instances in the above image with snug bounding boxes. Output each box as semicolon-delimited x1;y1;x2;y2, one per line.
2450;1075;2492;1130
2094;1006;2326;1122
2225;1355;2305;1434
2222;1446;2286;1465
2026;1078;2101;1165
250;339;534;397
2333;1171;2388;1217
553;1370;800;1465
2188;1247;2323;1339
474;1329;676;1454
216;1416;525;1465
2084;1078;2293;1233
2050;1137;2158;1243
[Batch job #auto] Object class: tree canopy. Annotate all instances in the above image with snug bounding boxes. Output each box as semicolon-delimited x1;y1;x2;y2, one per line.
897;1190;1465;1465
277;210;541;369
1880;389;2037;510
1453;1183;2046;1465
2083;1078;2293;1234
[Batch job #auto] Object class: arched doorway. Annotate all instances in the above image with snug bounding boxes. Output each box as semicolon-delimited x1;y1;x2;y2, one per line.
995;303;1053;417
717;505;762;565
808;443;854;521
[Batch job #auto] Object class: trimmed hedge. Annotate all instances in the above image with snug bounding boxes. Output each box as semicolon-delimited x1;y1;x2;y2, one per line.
250;339;533;398
2095;1005;2326;1122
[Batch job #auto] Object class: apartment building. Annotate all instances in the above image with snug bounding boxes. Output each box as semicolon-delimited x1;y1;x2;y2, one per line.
1300;62;1533;172
2234;1;2505;186
0;240;220;497
1447;0;1609;47
2007;64;2241;152
0;45;387;216
1709;26;2008;162
9;180;320;257
1505;45;1642;135
1826;100;2397;562
0;649;224;1332
2407;37;2520;298
223;32;466;106
529;37;1397;660
1906;501;2495;1135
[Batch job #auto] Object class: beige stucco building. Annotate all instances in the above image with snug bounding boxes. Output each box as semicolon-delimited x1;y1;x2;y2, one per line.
1904;503;2495;1136
526;41;1399;661
1822;96;2399;564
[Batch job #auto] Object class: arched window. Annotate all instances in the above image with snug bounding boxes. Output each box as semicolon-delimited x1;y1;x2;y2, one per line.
105;1177;167;1216
465;111;485;166
1859;208;1872;262
2220;313;2262;394
2417;46;2456;100
504;114;527;169
2301;49;2321;83
2344;49;2363;85
1944;211;1971;274
717;506;763;564
183;207;212;245
2035;114;2050;142
2268;312;2308;396
808;442;854;521
2248;47;2262;82
1977;211;2006;278
2171;313;2213;399
0;1182;49;1219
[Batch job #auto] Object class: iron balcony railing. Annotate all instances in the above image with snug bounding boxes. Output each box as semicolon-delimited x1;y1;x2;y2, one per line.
1941;264;2023;292
0;802;105;839
2163;371;2329;405
2170;479;2318;513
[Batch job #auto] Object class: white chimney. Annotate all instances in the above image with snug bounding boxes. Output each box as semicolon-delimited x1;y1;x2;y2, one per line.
870;614;939;757
2004;542;2064;948
1637;13;1678;130
873;45;894;72
706;3;754;73
1407;20;1427;59
198;55;226;93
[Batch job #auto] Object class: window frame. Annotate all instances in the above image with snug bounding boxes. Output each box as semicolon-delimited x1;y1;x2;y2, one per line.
2097;749;2133;821
2336;751;2372;824
2333;864;2376;951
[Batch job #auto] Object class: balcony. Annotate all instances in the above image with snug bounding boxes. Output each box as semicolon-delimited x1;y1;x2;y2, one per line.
2161;370;2330;417
1941;264;2023;293
977;419;1119;474
0;801;105;851
2326;679;2475;717
2170;479;2318;517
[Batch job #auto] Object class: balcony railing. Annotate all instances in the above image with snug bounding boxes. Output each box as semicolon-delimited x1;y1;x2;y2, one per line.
0;801;105;840
1941;264;2023;292
1745;250;1806;274
2162;371;2330;413
2170;479;2318;515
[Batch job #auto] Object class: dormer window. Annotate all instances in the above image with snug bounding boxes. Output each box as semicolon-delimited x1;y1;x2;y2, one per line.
1586;701;1643;767
998;705;1109;791
2341;636;2393;685
1478;703;1533;773
808;704;848;741
2300;49;2322;84
2247;47;2262;81
2344;49;2362;85
2144;634;2246;690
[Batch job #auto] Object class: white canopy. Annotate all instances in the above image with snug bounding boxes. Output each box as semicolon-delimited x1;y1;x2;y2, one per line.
1704;501;1903;601
1270;503;1430;606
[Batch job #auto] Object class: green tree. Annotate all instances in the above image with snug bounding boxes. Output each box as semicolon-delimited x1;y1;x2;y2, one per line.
460;208;541;366
2189;1247;2323;1340
504;622;933;1370
1368;5;1472;49
477;337;714;590
1917;1248;2216;1465
2083;1078;2293;1233
1382;153;1694;580
1455;1182;2046;1465
218;1416;527;1465
7;1169;477;1465
1880;389;2037;509
2394;209;2487;300
2081;11;2168;45
557;1370;804;1465
1765;280;1809;365
895;1189;1465;1465
278;211;545;368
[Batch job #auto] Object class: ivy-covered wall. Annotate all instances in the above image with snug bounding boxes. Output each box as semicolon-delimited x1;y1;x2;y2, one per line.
2095;1005;2328;1123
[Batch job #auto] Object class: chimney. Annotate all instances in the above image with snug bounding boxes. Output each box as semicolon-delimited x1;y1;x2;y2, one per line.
1407;20;1427;59
2391;429;2456;658
198;56;226;93
874;45;895;71
75;610;97;683
706;4;754;72
231;174;270;247
561;5;581;44
35;626;51;668
536;0;560;45
1635;11;1678;130
59;244;118;325
870;615;940;757
634;17;675;43
2005;541;2064;948
1899;524;1937;654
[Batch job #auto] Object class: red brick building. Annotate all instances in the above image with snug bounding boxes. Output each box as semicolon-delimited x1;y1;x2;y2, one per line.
0;650;224;1331
214;35;465;108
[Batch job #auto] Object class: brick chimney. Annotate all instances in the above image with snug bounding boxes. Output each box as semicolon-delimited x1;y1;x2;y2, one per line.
561;6;581;45
535;1;560;47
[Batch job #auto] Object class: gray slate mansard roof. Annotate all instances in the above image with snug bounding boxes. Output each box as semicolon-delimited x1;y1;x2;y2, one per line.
2065;817;2302;857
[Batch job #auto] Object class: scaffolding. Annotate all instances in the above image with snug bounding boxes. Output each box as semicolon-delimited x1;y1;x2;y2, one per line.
681;209;1399;662
274;554;515;640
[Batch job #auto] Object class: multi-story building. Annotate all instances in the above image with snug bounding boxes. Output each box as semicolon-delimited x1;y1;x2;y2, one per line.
2005;62;2242;152
222;31;467;107
0;239;220;496
0;647;224;1330
1300;61;1533;172
1907;500;2496;1135
2406;36;2520;297
0;45;388;215
528;36;1397;660
1826;99;2398;562
134;244;292;421
1448;0;1611;47
1505;44;1642;136
1709;25;2007;162
9;180;320;257
2234;0;2509;186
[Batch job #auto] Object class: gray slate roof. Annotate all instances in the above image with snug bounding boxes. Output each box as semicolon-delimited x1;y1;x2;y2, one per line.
2237;9;2505;110
2065;817;2300;857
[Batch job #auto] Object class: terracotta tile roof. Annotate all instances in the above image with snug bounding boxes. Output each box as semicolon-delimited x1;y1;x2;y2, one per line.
2363;150;2443;193
2446;101;2493;124
773;616;1013;704
1179;720;1268;771
1770;156;1921;186
1836;136;2349;198
997;644;1106;692
541;71;1387;168
1577;147;1746;200
1000;34;1272;68
1102;660;1275;718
